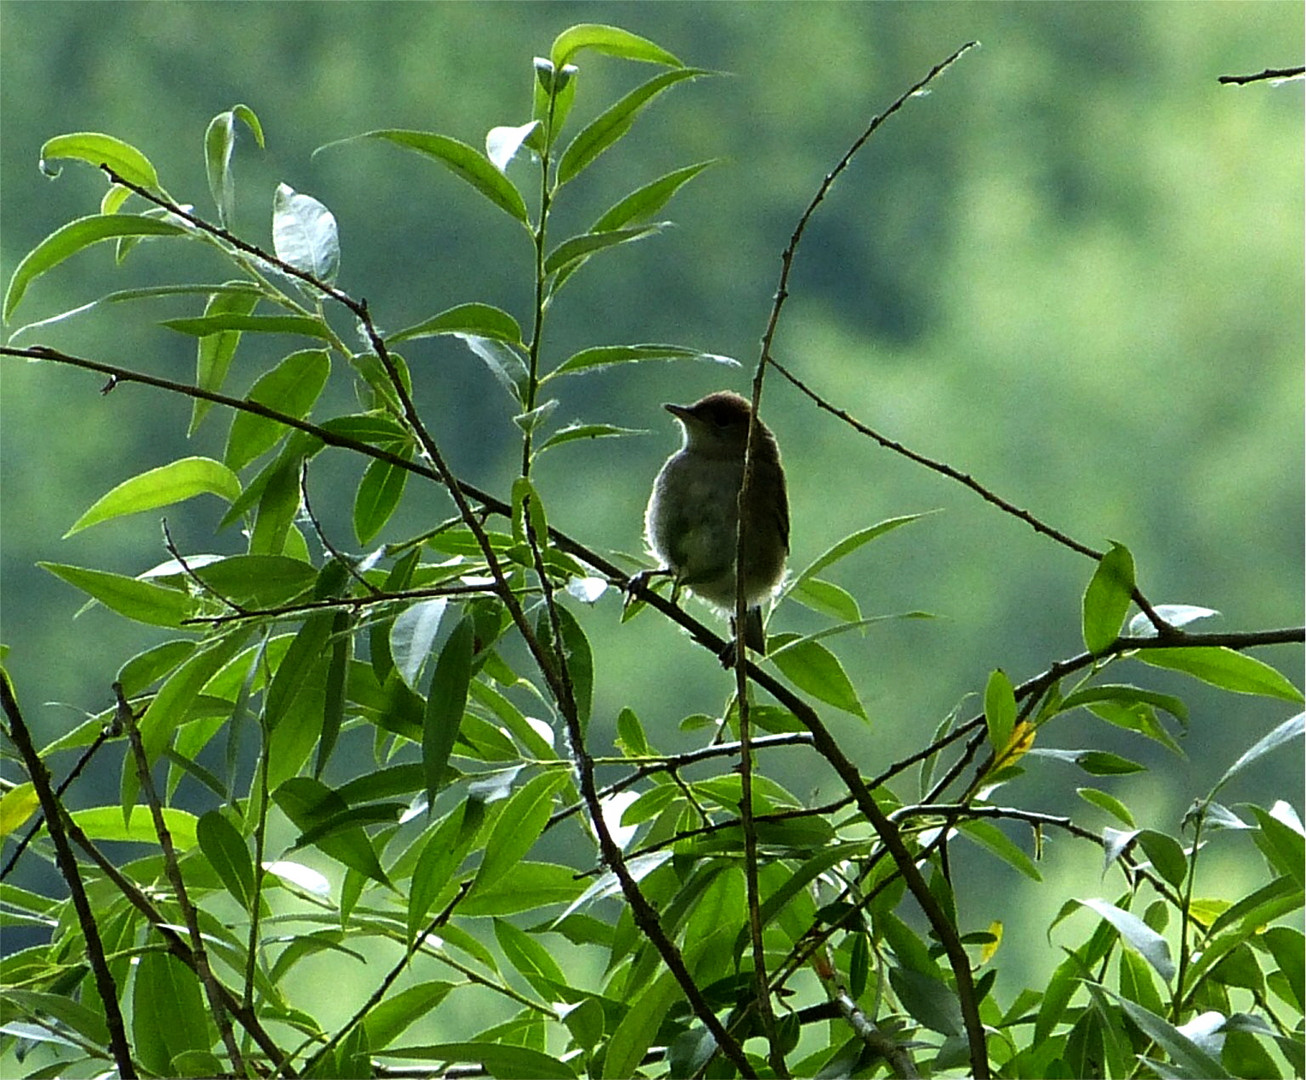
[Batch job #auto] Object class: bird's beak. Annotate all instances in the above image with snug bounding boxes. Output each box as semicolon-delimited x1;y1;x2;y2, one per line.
664;402;691;419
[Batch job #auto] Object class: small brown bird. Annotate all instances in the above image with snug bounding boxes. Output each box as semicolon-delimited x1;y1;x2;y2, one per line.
644;391;789;655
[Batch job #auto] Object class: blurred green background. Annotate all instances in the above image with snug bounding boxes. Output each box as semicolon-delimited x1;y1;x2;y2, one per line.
2;1;1301;1006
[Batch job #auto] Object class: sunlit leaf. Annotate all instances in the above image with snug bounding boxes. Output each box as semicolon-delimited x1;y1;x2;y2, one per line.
1083;541;1135;654
272;183;339;283
390;302;522;345
65;456;240;536
225;349;331;471
592;160;718;232
548;342;737;377
485;121;539;172
1075;897;1175;983
40;562;195;628
1139;647;1303;703
39;132;160;190
550;23;682;68
769;636;868;721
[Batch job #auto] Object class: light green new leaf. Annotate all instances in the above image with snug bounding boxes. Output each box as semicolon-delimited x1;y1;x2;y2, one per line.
376;1042;576;1080
272;183;339;283
770;637;868;721
593;160;718;232
390;302;522;345
5;215;188;322
550;23;682;68
190;285;261;433
39;562;195;628
0;783;39;837
984;668;1017;755
958;819;1042;880
548;342;737;377
71;806;198;849
1083;541;1135;654
205;104;263;226
602;970;682;1080
791;514;928;589
39;132;160;190
132;951;208;1078
364;982;455;1050
557;68;707;185
1136;829;1188;889
225;349;330;471
65;456;240;536
320;130;529;225
1139;647;1303;703
543;222;668;282
789;576;862;623
1075;896;1175;983
1077;787;1136;827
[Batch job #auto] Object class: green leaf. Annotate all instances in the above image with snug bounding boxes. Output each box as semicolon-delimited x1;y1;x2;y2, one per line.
1263;926;1304;1011
494;917;568;998
1077;787;1136;827
39;562;195;628
375;1042;576;1080
456;860;583;916
1136;829;1188;889
769;637;868;721
1106;992;1232;1078
224;349;331;471
958;818;1042;880
543;222;667;282
1127;603;1220;637
132;951;208;1078
273;777;391;888
548;342;737;377
424;617;474;806
452;333;529;403
471;772;568;897
322;130;529;224
390;598;448;692
1031;748;1147;775
1083;541;1135;654
363;981;455;1049
1075;897;1175;983
162;313;332;339
536;604;594;727
535;422;646;454
1061;683;1189;725
190;285;262;433
264;610;335;729
389;302;522;345
4;214;188;321
407;802;476;942
1139;647;1303;703
65;456;241;536
602;970;682;1080
1214;712;1305;795
354;453;411;544
788;576;862;623
592;160;718;232
1246;803;1305;888
39;132;160;189
984;669;1017;755
558;68;706;186
204;105;262;226
791;514;927;588
70;806;198;849
889;967;964;1036
317;611;350;778
550;23;682;68
190;554;316;608
196;810;254;909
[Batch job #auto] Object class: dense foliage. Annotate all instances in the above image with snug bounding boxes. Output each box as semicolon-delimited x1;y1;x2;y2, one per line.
1;13;1302;1080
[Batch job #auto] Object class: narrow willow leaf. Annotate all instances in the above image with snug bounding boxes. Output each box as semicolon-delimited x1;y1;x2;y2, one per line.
1083;541;1135;654
790;514;928;589
602;971;681;1080
1061;683;1189;725
1030;748;1146;775
543;222;666;281
536;604;594;726
530;59;579;154
494;916;568;998
958;819;1042;880
190;285;261;433
1214;712;1305;795
473;773;568;898
225;349;331;471
0;783;39;837
374;1042;576;1080
39;132;160;190
273;777;391;887
132;951;207;1077
407;803;472;943
319;130;529;224
272;182;339;283
424;617;474;807
189;555;316;608
389;302;522;345
364;982;455;1050
163;313;332;339
70;806;199;849
1136;829;1188;889
65;456;241;536
1077;787;1136;827
354;453;411;545
204;105;262;226
550;23;683;68
196;810;254;909
390;598;448;692
1140;647;1303;703
557;68;706;186
769;637;868;721
984;669;1017;755
452;333;528;403
535;422;646;454
1107;993;1232;1078
1075;897;1175;983
39;562;194;628
548;342;737;377
264;611;334;729
485;121;539;172
315;611;350;778
4;215;187;321
592;160;718;232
